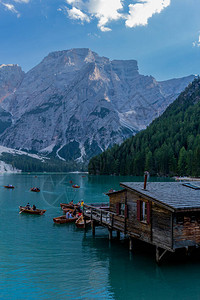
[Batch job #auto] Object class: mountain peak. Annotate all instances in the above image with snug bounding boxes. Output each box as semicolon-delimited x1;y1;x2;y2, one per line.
0;49;195;163
0;64;20;69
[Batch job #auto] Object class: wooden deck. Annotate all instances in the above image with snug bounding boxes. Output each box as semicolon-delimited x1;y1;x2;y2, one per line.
83;204;125;232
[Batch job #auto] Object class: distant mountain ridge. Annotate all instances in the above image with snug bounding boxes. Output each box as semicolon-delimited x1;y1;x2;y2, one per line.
0;49;195;165
88;77;200;176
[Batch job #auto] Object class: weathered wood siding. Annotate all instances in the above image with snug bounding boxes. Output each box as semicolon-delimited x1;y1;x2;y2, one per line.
151;203;172;249
126;191;151;243
110;189;173;249
174;212;200;248
109;191;126;214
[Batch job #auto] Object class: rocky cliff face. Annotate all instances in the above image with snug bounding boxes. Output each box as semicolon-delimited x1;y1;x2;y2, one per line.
0;64;24;103
0;49;194;162
0;64;24;136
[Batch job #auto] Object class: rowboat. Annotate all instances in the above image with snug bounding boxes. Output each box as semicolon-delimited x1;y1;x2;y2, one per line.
4;185;14;189
53;215;78;224
30;187;40;192
60;203;75;209
19;206;46;215
60;202;81;211
75;215;91;229
72;184;80;188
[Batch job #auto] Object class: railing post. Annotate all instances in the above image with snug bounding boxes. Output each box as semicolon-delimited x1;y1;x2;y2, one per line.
91;207;93;220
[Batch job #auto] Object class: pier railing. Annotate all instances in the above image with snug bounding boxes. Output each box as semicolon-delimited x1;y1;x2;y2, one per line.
83;204;125;232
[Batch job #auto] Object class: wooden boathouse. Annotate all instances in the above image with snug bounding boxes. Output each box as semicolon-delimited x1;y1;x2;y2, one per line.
83;181;200;263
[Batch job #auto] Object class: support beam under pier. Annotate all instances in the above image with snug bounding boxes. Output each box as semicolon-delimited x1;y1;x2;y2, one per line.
156;247;168;264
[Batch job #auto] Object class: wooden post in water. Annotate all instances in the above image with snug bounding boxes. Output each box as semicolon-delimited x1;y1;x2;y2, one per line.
156;247;160;263
108;229;112;240
91;220;95;236
84;217;87;230
129;237;133;251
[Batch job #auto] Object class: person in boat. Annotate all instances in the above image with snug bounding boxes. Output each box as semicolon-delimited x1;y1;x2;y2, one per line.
69;212;73;218
32;204;36;211
66;211;70;219
26;203;31;210
80;200;84;209
72;208;77;217
69;200;74;206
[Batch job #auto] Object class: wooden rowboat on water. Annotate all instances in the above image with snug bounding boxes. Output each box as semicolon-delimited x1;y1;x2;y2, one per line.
53;215;78;224
60;203;75;209
19;206;46;215
4;185;14;189
30;187;40;192
72;184;80;189
75;215;91;229
60;202;81;211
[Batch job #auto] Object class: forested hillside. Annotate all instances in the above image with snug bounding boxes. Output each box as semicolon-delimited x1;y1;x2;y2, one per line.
88;77;200;177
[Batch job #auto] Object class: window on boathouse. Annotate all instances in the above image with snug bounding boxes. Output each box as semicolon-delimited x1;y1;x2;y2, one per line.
137;200;150;224
116;203;128;217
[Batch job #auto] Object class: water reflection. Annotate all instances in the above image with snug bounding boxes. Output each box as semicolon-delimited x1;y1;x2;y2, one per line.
82;227;200;300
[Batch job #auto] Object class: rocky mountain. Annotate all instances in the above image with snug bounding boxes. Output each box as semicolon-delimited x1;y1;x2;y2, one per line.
0;49;194;163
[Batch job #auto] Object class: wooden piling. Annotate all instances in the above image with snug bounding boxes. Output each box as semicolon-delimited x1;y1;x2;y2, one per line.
129;237;133;251
116;231;120;240
84;217;87;230
108;229;112;240
91;220;95;236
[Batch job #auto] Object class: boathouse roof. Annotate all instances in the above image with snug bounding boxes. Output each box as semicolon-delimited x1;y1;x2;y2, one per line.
120;182;200;211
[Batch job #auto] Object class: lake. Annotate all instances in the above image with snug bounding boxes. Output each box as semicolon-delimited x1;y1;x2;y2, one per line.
0;173;200;300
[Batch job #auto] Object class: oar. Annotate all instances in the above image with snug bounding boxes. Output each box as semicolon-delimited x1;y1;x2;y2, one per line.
19;208;25;214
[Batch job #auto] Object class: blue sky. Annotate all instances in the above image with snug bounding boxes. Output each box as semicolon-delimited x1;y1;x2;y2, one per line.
0;0;200;80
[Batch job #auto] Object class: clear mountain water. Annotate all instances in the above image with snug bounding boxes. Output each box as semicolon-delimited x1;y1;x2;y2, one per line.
0;173;199;300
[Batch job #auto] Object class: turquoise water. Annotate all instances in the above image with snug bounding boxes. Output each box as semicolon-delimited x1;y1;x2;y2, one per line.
0;173;200;300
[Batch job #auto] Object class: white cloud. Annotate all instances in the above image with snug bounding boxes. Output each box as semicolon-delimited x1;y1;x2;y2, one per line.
65;0;124;31
126;0;170;28
100;26;112;32
193;34;200;47
64;0;171;31
2;2;20;16
67;6;90;22
1;0;30;17
87;0;123;31
14;0;29;3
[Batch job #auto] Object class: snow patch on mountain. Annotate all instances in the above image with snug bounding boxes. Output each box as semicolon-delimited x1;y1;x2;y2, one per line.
0;160;20;173
0;145;47;161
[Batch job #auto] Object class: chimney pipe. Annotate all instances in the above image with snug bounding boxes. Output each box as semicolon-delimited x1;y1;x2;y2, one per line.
144;171;149;190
